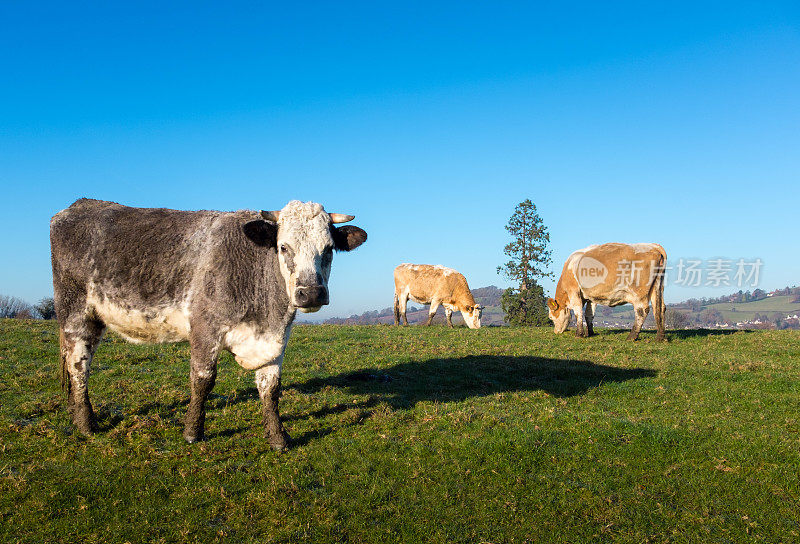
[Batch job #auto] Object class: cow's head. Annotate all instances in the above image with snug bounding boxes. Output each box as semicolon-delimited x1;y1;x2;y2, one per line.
460;304;483;329
547;298;570;333
259;201;367;313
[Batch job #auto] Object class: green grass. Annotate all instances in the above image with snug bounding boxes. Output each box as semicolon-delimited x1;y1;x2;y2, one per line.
1;319;799;543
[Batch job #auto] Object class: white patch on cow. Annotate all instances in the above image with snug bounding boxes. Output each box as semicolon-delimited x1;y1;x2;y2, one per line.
255;363;282;394
432;265;456;276
87;288;191;344
632;243;657;254
67;343;92;389
275;201;335;308
459;306;482;329
224;322;288;370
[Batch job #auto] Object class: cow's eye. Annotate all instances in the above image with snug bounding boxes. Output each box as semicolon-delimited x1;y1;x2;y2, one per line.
280;244;288;254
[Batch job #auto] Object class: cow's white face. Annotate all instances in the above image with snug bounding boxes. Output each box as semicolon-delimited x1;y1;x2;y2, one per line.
263;201;367;313
461;304;483;329
547;298;570;333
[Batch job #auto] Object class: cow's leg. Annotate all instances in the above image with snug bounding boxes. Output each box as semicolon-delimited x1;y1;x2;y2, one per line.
651;280;667;342
445;307;454;328
183;335;219;443
585;301;597;337
425;301;440;326
60;318;105;435
398;292;410;326
255;362;290;451
573;302;587;338
628;303;650;341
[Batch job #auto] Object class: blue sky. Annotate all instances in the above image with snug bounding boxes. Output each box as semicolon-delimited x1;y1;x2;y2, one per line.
1;2;798;320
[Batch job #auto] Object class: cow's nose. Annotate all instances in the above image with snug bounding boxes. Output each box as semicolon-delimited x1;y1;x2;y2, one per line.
294;285;329;308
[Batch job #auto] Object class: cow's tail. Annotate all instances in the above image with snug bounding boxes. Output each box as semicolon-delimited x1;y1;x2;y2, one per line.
393;292;400;325
650;247;667;340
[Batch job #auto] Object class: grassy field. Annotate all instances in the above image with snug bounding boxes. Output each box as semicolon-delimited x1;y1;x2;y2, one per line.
594;294;800;326
1;319;799;543
704;295;800;323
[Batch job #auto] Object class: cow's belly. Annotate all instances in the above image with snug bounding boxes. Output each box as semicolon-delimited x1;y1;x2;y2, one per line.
407;287;432;305
584;287;634;307
88;294;191;344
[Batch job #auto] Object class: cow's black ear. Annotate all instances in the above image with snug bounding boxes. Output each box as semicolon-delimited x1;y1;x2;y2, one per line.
332;225;367;252
243;220;277;247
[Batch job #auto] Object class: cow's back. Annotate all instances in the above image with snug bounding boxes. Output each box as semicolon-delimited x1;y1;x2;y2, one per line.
51;199;219;309
572;243;665;303
394;264;467;304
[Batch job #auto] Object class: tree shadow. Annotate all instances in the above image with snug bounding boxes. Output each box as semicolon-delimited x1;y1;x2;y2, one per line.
288;355;657;412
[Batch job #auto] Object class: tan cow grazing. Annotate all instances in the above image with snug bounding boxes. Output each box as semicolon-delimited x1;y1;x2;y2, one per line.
547;243;667;341
393;264;483;328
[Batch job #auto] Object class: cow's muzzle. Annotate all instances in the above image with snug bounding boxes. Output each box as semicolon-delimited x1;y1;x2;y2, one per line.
294;284;329;309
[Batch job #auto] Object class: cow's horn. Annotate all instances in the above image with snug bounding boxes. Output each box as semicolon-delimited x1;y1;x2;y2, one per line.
329;213;355;224
261;210;280;222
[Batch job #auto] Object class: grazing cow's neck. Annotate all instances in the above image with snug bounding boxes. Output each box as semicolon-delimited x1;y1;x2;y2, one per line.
449;277;475;309
554;278;570;307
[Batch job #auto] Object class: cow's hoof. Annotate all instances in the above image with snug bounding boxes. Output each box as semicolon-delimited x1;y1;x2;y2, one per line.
268;431;291;451
656;334;667;342
183;429;204;444
73;407;97;435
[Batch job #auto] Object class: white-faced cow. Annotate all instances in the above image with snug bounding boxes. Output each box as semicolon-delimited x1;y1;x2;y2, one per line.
393;264;482;328
50;198;367;450
547;243;666;341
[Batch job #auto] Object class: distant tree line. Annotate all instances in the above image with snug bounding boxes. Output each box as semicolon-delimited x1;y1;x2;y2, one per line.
674;289;768;311
0;295;56;320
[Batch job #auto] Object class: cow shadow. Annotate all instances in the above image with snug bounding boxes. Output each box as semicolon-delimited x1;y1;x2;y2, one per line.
97;356;656;444
287;355;657;415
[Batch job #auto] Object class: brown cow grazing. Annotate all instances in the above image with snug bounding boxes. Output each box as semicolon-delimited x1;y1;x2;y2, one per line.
393;264;483;328
547;243;667;341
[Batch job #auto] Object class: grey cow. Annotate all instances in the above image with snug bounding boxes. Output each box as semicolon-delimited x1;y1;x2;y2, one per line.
51;198;367;450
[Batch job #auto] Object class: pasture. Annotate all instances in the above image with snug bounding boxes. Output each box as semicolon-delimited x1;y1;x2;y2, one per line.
704;295;800;323
1;319;799;543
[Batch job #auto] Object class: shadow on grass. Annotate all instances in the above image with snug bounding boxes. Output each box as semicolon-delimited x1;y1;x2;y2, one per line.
289;355;657;412
667;328;748;339
95;356;655;444
593;328;745;340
